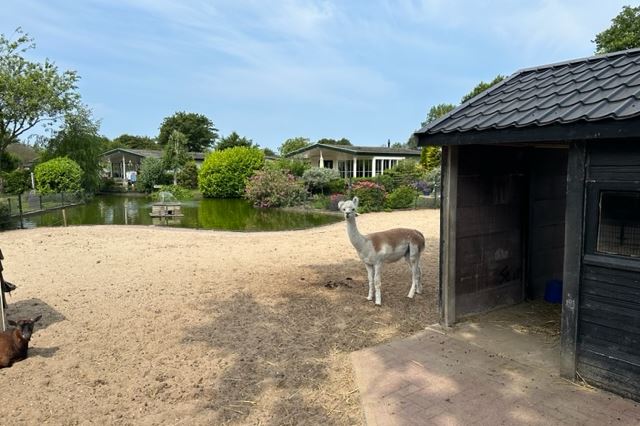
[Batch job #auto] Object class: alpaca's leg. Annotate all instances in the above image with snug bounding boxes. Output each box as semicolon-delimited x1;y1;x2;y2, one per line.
374;263;383;306
365;263;374;301
407;245;422;298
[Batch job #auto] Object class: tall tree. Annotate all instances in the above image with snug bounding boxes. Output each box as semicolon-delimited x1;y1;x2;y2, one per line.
317;137;351;146
112;134;158;150
158;111;218;152
421;103;456;128
594;6;640;54
216;131;255;151
0;28;80;173
163;130;190;185
460;75;506;103
42;106;104;193
279;137;310;156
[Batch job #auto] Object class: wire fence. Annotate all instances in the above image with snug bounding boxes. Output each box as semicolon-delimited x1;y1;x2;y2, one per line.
0;191;86;224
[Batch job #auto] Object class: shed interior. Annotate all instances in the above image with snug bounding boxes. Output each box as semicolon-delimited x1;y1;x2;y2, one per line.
452;144;568;323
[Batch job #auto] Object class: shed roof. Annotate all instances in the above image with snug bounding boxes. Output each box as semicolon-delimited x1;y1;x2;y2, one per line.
100;148;206;161
416;48;640;145
286;143;421;157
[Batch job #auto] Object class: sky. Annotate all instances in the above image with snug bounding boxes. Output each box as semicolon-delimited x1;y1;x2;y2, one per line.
1;0;632;152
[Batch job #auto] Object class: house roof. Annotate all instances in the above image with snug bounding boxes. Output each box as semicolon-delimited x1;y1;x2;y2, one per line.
416;48;640;145
100;148;206;161
286;143;421;157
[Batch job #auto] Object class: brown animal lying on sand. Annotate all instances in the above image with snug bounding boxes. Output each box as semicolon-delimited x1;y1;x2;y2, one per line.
0;315;41;368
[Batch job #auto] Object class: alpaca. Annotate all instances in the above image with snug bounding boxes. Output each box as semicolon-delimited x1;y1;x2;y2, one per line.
338;197;425;306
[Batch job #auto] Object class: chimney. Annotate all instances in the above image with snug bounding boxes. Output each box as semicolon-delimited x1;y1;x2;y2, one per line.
387;138;390;147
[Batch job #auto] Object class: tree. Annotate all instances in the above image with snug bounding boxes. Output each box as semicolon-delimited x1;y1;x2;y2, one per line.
112;134;158;150
594;6;640;54
137;157;168;193
262;147;276;157
317;137;351;146
0;151;20;172
158;111;218;152
198;146;264;198
216;131;255;151
421;103;456;127
34;157;83;194
41;106;104;193
163;130;190;185
279;137;310;156
0;28;80;173
460;75;506;103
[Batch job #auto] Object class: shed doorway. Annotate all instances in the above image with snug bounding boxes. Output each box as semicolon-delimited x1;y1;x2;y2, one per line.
442;144;570;371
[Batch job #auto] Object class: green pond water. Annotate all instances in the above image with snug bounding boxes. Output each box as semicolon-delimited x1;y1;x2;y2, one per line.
13;194;342;231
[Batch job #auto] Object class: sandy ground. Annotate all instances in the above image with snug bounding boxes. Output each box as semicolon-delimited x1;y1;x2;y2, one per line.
0;209;440;425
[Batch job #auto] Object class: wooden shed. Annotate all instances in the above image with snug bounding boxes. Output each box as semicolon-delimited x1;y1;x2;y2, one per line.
415;49;640;401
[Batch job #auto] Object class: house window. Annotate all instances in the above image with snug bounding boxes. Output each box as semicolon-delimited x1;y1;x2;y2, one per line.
356;159;372;177
323;160;333;169
375;159;399;175
596;191;640;257
338;160;353;178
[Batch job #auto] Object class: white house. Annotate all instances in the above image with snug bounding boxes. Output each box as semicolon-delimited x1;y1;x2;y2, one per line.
285;143;421;178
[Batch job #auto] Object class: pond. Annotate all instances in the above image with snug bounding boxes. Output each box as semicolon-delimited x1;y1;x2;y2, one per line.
11;194;343;232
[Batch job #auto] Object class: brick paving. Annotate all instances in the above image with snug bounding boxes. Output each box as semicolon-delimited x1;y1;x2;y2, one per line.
351;329;640;425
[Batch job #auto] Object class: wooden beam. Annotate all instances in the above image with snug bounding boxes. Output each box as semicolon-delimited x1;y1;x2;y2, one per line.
440;146;458;326
416;118;640;147
560;141;586;379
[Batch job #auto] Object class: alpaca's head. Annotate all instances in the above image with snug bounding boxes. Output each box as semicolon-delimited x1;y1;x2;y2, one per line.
338;197;359;219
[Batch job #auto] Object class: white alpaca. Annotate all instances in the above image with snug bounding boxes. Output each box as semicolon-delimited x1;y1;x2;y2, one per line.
338;197;425;306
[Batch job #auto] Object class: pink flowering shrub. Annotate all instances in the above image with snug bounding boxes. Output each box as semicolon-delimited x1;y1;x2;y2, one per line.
351;180;386;212
244;169;308;208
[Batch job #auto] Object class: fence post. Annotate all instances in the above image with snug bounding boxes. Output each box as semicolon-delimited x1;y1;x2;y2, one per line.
17;193;24;229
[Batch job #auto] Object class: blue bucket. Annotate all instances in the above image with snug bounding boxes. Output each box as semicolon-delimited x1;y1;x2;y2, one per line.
544;279;563;304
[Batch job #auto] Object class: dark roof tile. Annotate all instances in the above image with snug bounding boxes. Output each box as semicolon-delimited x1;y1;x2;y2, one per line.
417;48;640;136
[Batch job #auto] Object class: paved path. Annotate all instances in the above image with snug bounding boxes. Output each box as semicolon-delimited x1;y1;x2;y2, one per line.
351;328;640;425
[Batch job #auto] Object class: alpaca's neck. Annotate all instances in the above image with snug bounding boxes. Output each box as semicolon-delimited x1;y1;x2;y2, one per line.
346;216;368;251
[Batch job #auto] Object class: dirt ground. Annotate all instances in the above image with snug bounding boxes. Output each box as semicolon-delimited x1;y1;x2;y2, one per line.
0;208;440;425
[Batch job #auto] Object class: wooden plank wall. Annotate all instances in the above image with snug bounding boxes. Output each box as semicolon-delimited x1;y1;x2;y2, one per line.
576;141;640;401
455;145;526;317
527;149;568;299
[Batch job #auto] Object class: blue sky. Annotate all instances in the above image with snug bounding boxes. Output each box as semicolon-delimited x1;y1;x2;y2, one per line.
1;0;631;151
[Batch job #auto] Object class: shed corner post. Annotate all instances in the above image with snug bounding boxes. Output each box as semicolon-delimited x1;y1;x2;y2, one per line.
440;145;458;327
560;141;586;379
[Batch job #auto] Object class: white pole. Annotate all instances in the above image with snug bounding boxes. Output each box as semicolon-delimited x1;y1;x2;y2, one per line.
122;155;127;188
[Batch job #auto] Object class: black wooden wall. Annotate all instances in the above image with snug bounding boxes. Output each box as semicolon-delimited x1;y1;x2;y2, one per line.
455;145;526;317
527;149;568;299
577;141;640;401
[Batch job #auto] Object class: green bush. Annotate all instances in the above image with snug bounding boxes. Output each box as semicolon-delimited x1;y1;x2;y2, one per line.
351;180;386;212
386;185;417;209
302;167;341;194
326;178;346;194
244;169;307;208
34;157;83;194
310;194;329;209
199;147;264;198
3;168;31;194
177;161;198;189
266;157;310;177
0;201;10;228
382;160;424;192
151;185;192;201
138;157;170;193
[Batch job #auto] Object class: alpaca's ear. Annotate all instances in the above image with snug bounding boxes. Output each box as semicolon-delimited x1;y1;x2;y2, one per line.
338;201;345;210
352;197;359;208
